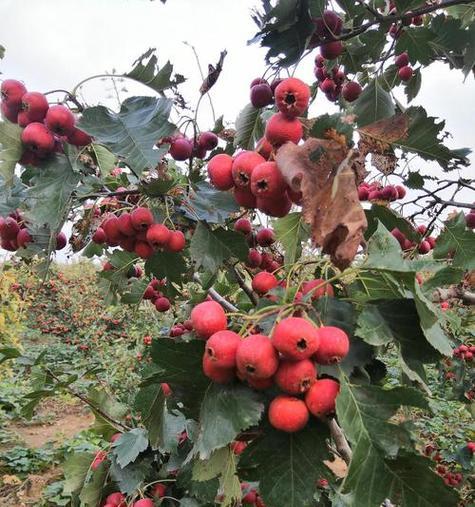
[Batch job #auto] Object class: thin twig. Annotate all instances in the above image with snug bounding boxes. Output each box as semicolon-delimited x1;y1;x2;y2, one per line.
192;273;238;312
232;265;258;306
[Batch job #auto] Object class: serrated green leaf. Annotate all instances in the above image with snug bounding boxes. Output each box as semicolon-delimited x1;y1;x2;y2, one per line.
353;79;395;127
404;67;422;103
190;223;248;274
193;447;230;482
79;96;175;177
145;250;187;286
0;120;23;185
121;278;149;304
63;452;93;495
421;266;464;293
273;212;310;264
404;171;426;189
79;458;109;507
309;113;354;145
395;27;436;65
112;428;149;468
356;305;394;346
88;388;128;439
109;453;154;495
134;384;165;450
350;271;405;303
365;205;421;242
234;103;264;150
91;144;116;176
193;383;264;459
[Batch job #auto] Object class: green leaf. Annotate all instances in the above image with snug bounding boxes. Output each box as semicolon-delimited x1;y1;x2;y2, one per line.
63;452;93;495
0;346;22;364
145;250;187;285
0;120;23;185
193;383;264;459
121;279;149;304
404;67;422;103
309;113;354;146
356;305;394;346
78;96;175;177
366;205;420;242
421;266;464;293
182;182;240;224
353;79;395;127
134;384;165;450
109;453;154;495
190;223;249;274
91;144;116;176
234;103;264;150
112;428;149;468
404;171;426;189
394;0;425;12
395;27;436;65
193;447;230;482
79;459;109;507
273;212;310;264
158;406;187;454
434;212;475;269
349;271;405;303
239;421;332;507
88;388;128;439
126;48;185;93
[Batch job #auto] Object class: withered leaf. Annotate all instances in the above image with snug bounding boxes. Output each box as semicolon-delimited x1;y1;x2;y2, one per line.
276;139;367;269
199;50;227;95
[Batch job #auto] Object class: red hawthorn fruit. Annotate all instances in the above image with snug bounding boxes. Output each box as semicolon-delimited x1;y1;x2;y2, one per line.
315;54;325;67
133;500;154;507
169;137;193;161
342;81;362;102
234;217;252;235
45;104;75;136
320;41;344;60
268;395;309;433
236;334;279;379
192;142;207;159
272;317;320;360
146;223;171;248
155;296;171;312
465;213;475;229
305;378;340;417
0;217;20;240
119;236;136;252
234;186;257;209
191;300;227;339
231;441;248;455
418;240;431;255
250;77;268;88
105;492;126;506
313;326;349;364
256;136;273;159
55;232;67;250
391;227;406;247
314;66;326;82
67;127;92;146
110;433;122;443
1;102;20;123
161;383;172;396
91;450;107;470
21;122;55;154
251;83;274;108
395;185;406;199
205;330;241;369
247;249;263;268
320;78;336;94
252;271;278;294
170;325;185;337
265;112;303;146
130;207;154;231
256;227;275;247
207;153;234;190
313;10;343;39
416;224;427;235
398;65;413;81
17;228;32;248
302;279;334;300
117;213;135;236
256;193;292;218
274;77;310;117
467;441;475;454
19;91;49;124
427;236;436;249
250;161;286;198
358;186;369;200
270;77;284;93
198;131;218;150
274;358;317;395
381;185;398;201
135;241;154;259
102;216;122;242
232;150;266;189
1;79;27;108
92;227;106;244
151;482;167;498
183;319;193;330
1;238;17;251
203;353;235;383
246;375;274;390
395;52;409;68
166;230;186;252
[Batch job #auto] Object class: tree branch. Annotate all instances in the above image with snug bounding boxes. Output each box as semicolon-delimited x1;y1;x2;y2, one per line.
192;273;238;312
326;417;352;465
232;265;258;306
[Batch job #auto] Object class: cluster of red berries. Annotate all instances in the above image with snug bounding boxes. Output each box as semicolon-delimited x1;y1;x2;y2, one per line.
465;208;475;229
241;482;266;507
423;444;465;488
1;79;92;166
394;52;413;82
391;225;436;255
309;10;345;60
249;76;284;109
163;131;219;161
453;344;474;362
0;210;67;252
314;55;362;103
387;1;424;39
358;181;407;202
92;206;186;259
191;300;349;433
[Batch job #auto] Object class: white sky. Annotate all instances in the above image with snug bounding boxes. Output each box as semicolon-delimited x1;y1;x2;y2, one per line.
0;0;473;261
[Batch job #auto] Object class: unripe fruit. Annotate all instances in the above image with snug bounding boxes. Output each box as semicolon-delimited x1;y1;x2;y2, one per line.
198;131;218;150
257;193;292;218
21;122;55;153
252;271;278;294
232;151;266;188
117;213;136;236
166;230;186;252
205;330;241;369
55;232;67;250
302;279;334;300
274;359;316;394
272;317;320;360
265;112;303;146
247;248;262;268
236;334;279;378
320;78;336;94
251;83;274;108
131;207;154;231
135;241;154;259
1;79;27;108
256;227;275;247
17;228;32;248
320;41;344;60
20;91;49;123
398;66;413;81
207;153;234;190
0;217;20;240
418;240;431;255
234;186;257;209
274;78;310;117
146;223;171;248
169;137;193;160
155;296;171;312
67;127;92;146
234;217;252;235
133;500;154;507
342;81;362;102
268;395;309;432
313;326;349;364
191;300;227;339
250;161;286;198
313;10;343;39
395;52;409;68
305;378;340;417
45;104;75;136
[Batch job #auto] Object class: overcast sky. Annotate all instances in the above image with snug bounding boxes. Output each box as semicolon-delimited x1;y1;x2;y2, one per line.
0;0;473;261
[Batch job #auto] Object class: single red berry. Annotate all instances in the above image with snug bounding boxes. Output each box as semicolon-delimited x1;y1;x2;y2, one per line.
320;78;336;94
250;77;268;88
232;150;266;189
21;122;55;154
320;41;344;60
247;249;263;268
395;185;407;199
231;441;247;455
256;193;292;218
395;52;409;68
205;330;241;369
20;91;49;124
1;102;20;123
274;359;317;395
234;217;252;235
465;213;475;229
67;127;92;146
236;334;279;379
268;395;309;432
381;185;398;201
1;79;27;108
272;317;320;360
147;223;171;248
166;230;186;252
305;378;340;417
313;326;349;364
265;112;303;147
198;131;218;151
256;227;275;247
55;232;67;250
116;213;135;236
105;492;126;507
207;154;234;190
252;271;278;295
313;10;343;39
133;500;154;507
169;137;193;161
274;77;310;117
45;104;75;136
342;81;362;102
234;186;257;209
418;240;431;255
155;297;171;312
302;279;334;300
0;217;20;240
250;161;286;198
16;228;32;248
251;83;274;108
191;300;227;339
130;207;154;231
398;66;413;81
135;241;154;259
203;353;235;384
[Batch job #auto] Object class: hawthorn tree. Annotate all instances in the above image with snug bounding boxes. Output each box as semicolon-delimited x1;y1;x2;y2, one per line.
0;0;474;506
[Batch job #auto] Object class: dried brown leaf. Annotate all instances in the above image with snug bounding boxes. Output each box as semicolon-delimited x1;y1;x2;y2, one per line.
276;139;367;269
